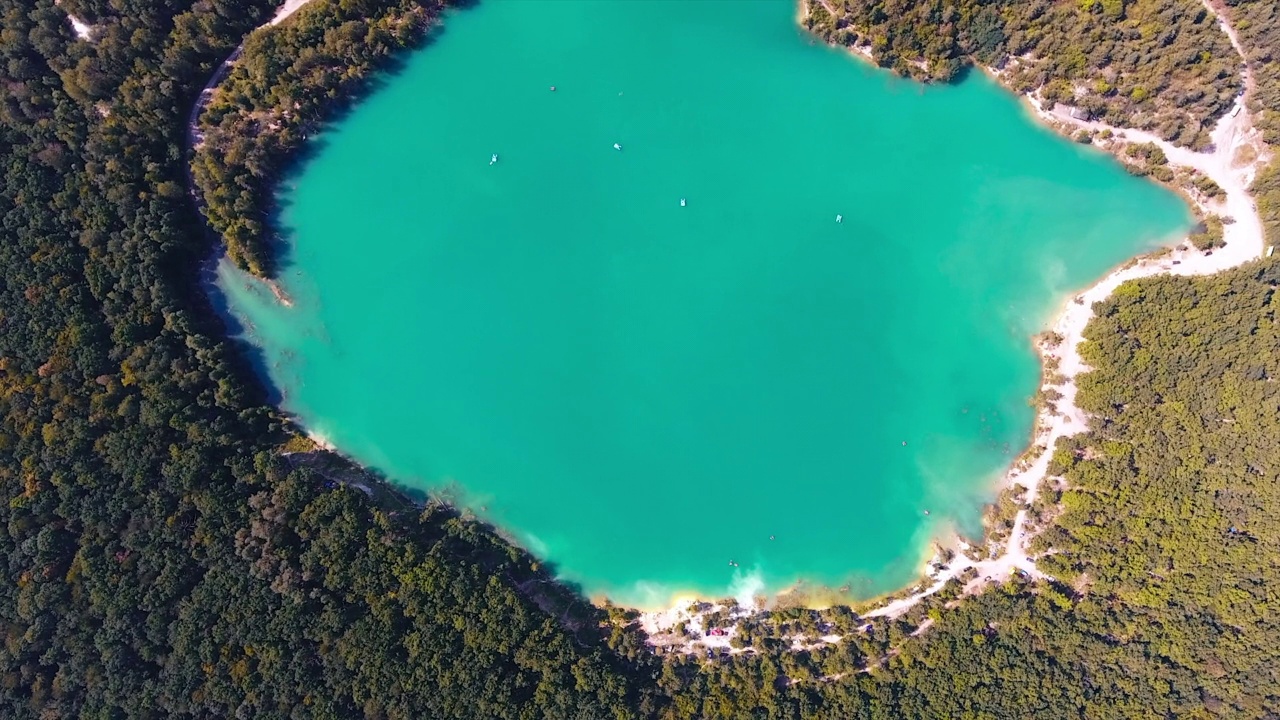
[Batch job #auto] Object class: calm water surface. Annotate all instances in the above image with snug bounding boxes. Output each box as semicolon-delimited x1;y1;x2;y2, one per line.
218;0;1189;606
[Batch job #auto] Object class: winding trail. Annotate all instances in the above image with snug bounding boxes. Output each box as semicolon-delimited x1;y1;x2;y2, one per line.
188;0;317;153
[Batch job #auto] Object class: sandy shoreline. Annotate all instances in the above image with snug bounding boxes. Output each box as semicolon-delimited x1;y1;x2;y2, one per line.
636;0;1268;652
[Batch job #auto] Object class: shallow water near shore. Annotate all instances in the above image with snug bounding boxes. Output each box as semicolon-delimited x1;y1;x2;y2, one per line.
217;0;1189;606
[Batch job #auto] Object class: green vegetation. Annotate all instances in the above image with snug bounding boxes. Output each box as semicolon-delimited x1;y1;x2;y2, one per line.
0;0;654;716
1;0;1278;716
807;0;1280;249
1219;0;1280;247
1188;213;1227;249
193;0;441;277
805;0;1241;148
650;256;1280;720
1121;140;1176;182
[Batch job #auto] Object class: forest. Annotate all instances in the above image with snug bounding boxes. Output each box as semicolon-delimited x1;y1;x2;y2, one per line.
805;0;1243;148
1223;0;1280;247
192;0;437;277
0;0;656;716
805;0;1280;246
0;0;1277;717
648;260;1280;719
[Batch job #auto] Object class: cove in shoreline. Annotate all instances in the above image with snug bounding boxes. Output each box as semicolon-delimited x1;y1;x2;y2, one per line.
215;0;1192;609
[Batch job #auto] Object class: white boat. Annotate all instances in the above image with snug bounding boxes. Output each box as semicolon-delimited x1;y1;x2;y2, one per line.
680;198;686;207
613;143;622;151
836;214;843;223
490;153;499;165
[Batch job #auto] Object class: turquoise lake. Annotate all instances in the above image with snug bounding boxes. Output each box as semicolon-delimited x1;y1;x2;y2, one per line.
217;0;1190;607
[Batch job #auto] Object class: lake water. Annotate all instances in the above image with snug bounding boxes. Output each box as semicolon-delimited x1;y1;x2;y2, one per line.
217;0;1189;607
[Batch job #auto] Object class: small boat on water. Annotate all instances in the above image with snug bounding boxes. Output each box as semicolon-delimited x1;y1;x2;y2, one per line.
490;153;499;165
680;198;686;207
613;142;622;151
835;214;843;223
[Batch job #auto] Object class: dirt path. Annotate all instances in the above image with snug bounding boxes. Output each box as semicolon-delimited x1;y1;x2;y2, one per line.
1206;0;1257;99
862;512;1049;621
54;0;94;41
1035;98;1264;274
864;0;1267;625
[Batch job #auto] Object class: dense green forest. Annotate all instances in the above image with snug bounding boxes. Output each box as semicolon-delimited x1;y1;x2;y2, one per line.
1;0;1278;717
805;0;1242;148
648;261;1280;719
192;0;436;276
0;0;656;717
1222;0;1280;246
805;0;1280;245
